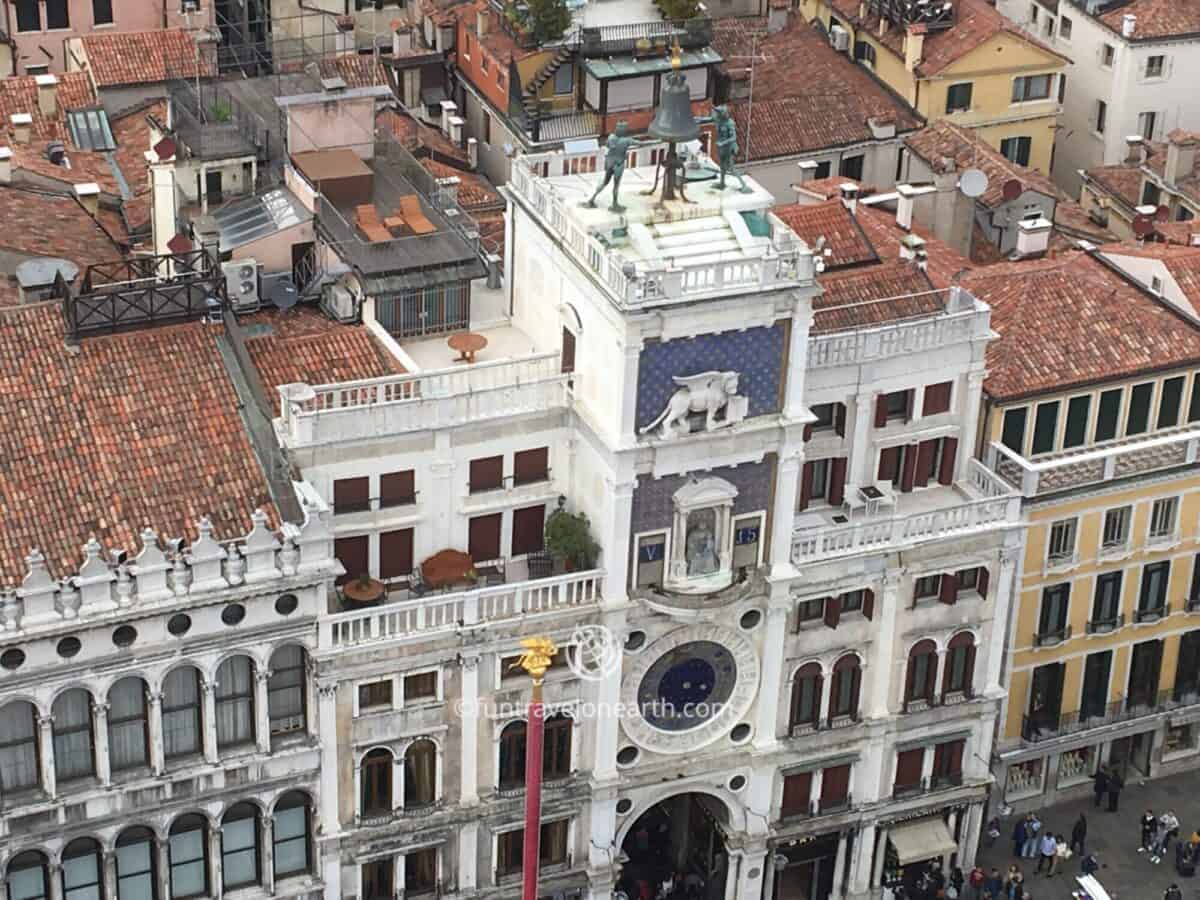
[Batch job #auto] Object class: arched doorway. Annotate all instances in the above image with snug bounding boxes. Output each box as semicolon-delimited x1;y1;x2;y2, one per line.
618;793;729;900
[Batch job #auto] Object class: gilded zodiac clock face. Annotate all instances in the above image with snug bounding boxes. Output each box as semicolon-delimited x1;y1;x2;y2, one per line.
621;625;760;754
636;641;738;732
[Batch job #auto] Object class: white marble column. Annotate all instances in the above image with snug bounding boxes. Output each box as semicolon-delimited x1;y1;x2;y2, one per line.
770;453;802;576
955;371;986;482
986;544;1022;696
102;853;117;900
942;810;959;870
147;692;165;776
601;479;635;603
458;823;479;893
724;849;745;900
262;817;276;896
201;679;219;765
156;840;171;900
754;605;789;749
47;863;62;900
871;827;889;887
593;607;626;779
848;823;875;894
317;683;340;830
209;826;225;899
429;457;455;553
847;390;877;487
618;341;643;447
93;702;111;786
868;570;902;718
255;668;272;754
784;296;814;419
737;848;768;900
934;648;947;705
817;665;832;725
38;714;56;798
460;655;480;804
832;832;848;895
919;746;934;785
961;802;984;869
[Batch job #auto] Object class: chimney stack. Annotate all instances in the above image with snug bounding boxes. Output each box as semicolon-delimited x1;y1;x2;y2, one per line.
1015;216;1052;258
1165;130;1199;187
436;175;461;206
439;99;457;137
74;182;101;215
10;113;31;145
899;232;926;261
35;74;58;118
448;115;465;146
793;159;819;194
904;24;926;72
1124;135;1147;166
394;24;413;54
0;147;11;185
477;8;489;34
767;0;788;34
896;183;917;231
840;182;859;215
1122;13;1136;38
467;137;479;169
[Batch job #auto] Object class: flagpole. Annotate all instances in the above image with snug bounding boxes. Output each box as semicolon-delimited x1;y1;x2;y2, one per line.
517;637;557;900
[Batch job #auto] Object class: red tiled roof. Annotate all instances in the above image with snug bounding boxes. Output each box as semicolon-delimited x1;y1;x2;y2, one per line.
855;205;974;288
318;53;390;89
0;185;127;270
110;100;167;235
242;307;405;395
1083;162;1145;211
0;306;277;584
793;176;871;201
419;156;502;210
712;17;920;160
1100;242;1200;316
1097;0;1200;40
77;29;216;87
420;0;475;28
814;262;940;332
377;107;469;165
475;209;506;264
0;72;97;144
772;200;877;269
958;250;1200;400
1153;221;1200;246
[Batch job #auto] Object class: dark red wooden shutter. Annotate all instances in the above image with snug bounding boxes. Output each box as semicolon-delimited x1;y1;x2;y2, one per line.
781;772;812;816
379;528;414;578
938;437;959;485
900;444;918;492
862;589;874;620
904;389;915;422
932;741;946;775
823;597;840;629
904;653;917;703
964;644;977;696
334;535;369;586
874;394;888;428
834;403;846;436
923;381;952;415
821;764;850;805
894;748;924;789
948;739;964;774
849;666;861;718
380;470;415;506
914;439;937;487
878;446;901;482
799;461;815;511
939;573;958;605
828;458;847;506
803;423;813;441
561;328;576;374
977;567;990;599
468;513;502;561
469;456;504;492
513;448;549;485
511;505;546;556
333;476;370;513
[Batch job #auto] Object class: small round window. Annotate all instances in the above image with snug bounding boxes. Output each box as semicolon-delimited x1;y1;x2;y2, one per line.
57;637;81;659
168;614;192;637
730;723;752;744
616;798;634;815
739;609;763;630
616;746;640;767
728;774;747;791
624;631;646;652
112;626;138;648
275;593;299;616
0;648;25;670
221;604;246;626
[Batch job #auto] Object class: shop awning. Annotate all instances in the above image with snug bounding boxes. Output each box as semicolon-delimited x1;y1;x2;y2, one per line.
888;817;957;865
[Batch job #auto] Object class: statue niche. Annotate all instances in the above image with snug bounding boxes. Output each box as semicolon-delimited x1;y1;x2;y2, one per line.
666;476;738;594
640;371;748;440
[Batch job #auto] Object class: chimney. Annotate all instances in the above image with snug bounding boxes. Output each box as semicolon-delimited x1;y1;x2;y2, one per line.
904;24;926;72
859;0;867;19
1124;135;1147;166
448;115;465;145
73;181;101;215
767;0;788;34
896;183;917;231
35;74;58;118
476;8;489;34
795;159;819;184
1165;131;1199;187
394;25;413;54
1122;13;1136;38
467;136;479;169
439;99;457;136
840;182;859;215
10;113;32;145
899;232;926;261
1015;216;1052;258
0;147;11;185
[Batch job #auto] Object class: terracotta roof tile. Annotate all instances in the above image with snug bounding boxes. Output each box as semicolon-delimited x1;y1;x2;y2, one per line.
377;107;468;165
0;306;277;585
793;176;871;201
905;120;1057;207
958;250;1200;400
1083;161;1145;211
78;29;216;87
474;209;505;263
109;100;167;235
772;200;878;269
814;262;940;332
318;53;390;89
0;185;127;270
1097;0;1200;40
419;156;502;210
854;205;974;288
0;72;97;144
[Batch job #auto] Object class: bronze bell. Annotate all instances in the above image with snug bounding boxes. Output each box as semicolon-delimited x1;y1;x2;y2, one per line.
648;65;699;144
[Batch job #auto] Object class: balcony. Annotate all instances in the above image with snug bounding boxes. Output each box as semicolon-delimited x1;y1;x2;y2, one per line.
1033;623;1072;647
986;424;1200;498
1134;602;1170;624
790;459;1020;564
321;569;602;649
1086;613;1125;635
1021;688;1200;744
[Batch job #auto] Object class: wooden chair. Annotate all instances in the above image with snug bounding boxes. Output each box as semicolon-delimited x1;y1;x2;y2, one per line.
354;203;392;242
399;195;436;234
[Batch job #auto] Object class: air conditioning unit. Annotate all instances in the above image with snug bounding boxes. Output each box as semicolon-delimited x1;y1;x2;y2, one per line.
322;283;358;323
829;24;850;52
222;259;260;312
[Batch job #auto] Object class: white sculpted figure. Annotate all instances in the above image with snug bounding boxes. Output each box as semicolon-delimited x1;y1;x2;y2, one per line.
640;371;747;439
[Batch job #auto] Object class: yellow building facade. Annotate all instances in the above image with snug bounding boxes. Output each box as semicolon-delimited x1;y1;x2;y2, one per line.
983;366;1200;808
799;0;1066;173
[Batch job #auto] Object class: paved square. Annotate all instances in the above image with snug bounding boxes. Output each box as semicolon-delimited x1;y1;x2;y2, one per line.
976;770;1200;899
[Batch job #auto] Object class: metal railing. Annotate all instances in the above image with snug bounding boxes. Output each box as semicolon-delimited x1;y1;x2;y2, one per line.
333;493;420;515
1086;613;1124;634
579;17;712;56
1021;687;1200;744
1034;624;1072;647
1134;602;1170;623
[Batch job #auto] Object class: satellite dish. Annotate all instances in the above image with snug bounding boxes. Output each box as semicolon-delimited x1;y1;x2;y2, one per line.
959;167;989;199
269;276;299;310
1002;178;1023;202
1155;204;1170;223
1132;213;1155;237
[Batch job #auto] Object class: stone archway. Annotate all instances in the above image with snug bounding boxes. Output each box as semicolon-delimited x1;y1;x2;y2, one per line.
618;792;732;900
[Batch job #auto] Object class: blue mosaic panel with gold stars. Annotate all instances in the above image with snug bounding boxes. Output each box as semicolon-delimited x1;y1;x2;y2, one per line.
635;324;787;432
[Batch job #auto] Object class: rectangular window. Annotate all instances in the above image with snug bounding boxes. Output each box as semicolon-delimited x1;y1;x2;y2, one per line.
1047;518;1077;563
1139;111;1158;141
1029;3;1038;22
468;513;502;562
914;574;941;602
1138;561;1170;616
1012;74;1051;102
469;456;504;492
1191;376;1200;422
1180;206;1196;222
1143;181;1162;207
511;504;546;556
553;63;574;95
14;0;39;31
894;748;924;793
1000;136;1032;166
358;680;393;711
169;826;207;898
1127;382;1154;435
1092;571;1123;626
1101;44;1115;67
1031;400;1060;454
781;771;812;816
1159;376;1185;428
45;0;68;28
404;671;438;703
333;476;370;514
1060;14;1072;38
809;458;829;501
810;402;839;431
946;82;973;113
820;763;851;809
406;847;438;894
932;739;964;783
797;598;825;624
1146;55;1165;78
839;154;864;180
814;161;831;179
1095;388;1122;441
380;470;416;507
1102;506;1131;550
334;534;369;586
876;389;912;425
497;821;568;875
1063;395;1090;448
513;447;550;485
1149;496;1179;539
923;381;952;416
1095;99;1107;134
379;528;414;580
1001;406;1028;452
840;590;864;613
1038;583;1071;639
93;0;114;25
1081;651;1112;720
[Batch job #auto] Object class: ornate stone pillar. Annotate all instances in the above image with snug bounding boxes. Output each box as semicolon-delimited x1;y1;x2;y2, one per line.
255;668;272;754
847;389;877;488
38;713;56;799
262;816;276;896
209;825;225;900
753;605;788;749
960;802;984;870
47;863;63;900
736;847;768;900
832;832;848;895
769;452;802;575
201;679;219;765
848;823;875;894
316;682;341;837
460;654;480;805
146;691;165;776
986;544;1022;696
102;852;118;900
955;371;987;481
601;479;635;603
868;570;902;718
871;826;889;887
156;839;171;900
93;702;111;786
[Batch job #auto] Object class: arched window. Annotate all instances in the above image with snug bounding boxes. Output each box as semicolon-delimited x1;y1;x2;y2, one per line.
115;827;156;900
498;721;527;789
215;656;255;750
904;640;938;711
0;701;41;791
221;803;260;890
108;678;149;772
267;646;307;737
168;815;208;899
7;850;48;900
273;791;312;879
543;715;572;780
360;748;393;816
62;838;103;900
404;739;437;808
943;632;977;699
162;667;202;760
789;663;822;731
830;654;861;723
52;690;94;781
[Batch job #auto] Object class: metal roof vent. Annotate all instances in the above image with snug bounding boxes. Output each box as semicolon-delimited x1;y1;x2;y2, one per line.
320;76;348;92
46;141;66;166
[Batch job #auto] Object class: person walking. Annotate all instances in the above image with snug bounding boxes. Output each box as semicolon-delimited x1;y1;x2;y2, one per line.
1070;814;1087;856
1162;809;1180;852
1012;817;1027;858
1107;770;1123;811
1164;884;1183;900
1141;809;1158;853
1152;815;1172;864
1022;815;1042;859
968;866;985;900
1091;766;1109;808
984;868;1003;898
1036;831;1057;874
1051;834;1069;876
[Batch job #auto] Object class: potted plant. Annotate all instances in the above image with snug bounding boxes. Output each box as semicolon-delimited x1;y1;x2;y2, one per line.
544;509;599;571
